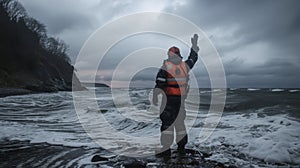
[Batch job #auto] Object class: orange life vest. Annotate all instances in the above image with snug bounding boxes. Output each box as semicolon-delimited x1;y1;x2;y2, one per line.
164;60;188;96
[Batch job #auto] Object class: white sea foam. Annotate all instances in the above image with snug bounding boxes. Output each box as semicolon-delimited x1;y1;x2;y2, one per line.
271;89;285;92
189;112;300;166
289;89;299;93
0;120;98;148
86;87;97;90
247;88;260;91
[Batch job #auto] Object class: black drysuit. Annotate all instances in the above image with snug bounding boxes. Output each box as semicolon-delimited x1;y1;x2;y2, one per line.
153;48;198;149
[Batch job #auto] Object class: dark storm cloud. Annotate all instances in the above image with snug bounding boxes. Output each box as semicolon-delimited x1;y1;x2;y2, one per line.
42;13;91;35
17;0;300;87
19;1;92;35
168;0;300;54
165;0;300;87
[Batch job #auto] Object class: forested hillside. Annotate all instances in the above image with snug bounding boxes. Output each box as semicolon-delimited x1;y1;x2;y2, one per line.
0;0;84;94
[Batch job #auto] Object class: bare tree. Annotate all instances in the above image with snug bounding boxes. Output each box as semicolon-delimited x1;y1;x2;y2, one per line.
43;37;70;62
0;0;27;21
25;17;47;38
0;0;11;10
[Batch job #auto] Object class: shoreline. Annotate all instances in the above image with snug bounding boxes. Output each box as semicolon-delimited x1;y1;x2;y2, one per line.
0;88;34;98
0;140;231;168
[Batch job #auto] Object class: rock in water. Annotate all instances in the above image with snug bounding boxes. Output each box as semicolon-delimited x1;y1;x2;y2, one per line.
91;155;109;162
123;158;147;168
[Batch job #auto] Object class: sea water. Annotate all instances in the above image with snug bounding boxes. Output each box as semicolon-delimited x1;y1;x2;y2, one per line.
0;88;299;167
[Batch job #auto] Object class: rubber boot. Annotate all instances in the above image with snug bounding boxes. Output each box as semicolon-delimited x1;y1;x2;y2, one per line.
155;147;171;158
177;145;186;156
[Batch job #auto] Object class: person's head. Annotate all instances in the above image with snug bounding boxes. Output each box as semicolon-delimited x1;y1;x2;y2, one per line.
168;46;182;59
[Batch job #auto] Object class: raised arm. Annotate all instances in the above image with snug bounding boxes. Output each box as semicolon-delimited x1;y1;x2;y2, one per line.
185;34;199;70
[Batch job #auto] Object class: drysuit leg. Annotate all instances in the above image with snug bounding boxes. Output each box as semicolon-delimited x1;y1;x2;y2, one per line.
160;106;175;149
175;109;188;148
160;96;185;149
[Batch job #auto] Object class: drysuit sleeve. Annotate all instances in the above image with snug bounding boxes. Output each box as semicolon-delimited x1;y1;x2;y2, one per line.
153;62;167;98
185;48;198;71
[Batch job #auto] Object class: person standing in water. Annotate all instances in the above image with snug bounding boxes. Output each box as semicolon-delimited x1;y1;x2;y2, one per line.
153;34;199;157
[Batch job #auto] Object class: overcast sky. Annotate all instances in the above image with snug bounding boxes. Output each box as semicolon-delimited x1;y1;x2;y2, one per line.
19;0;300;88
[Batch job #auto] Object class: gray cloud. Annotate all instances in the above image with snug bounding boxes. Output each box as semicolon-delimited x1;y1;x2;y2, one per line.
169;0;300;87
19;0;93;34
169;0;300;53
18;0;300;87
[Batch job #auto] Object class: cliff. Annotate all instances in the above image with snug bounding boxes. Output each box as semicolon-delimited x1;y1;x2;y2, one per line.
0;0;84;96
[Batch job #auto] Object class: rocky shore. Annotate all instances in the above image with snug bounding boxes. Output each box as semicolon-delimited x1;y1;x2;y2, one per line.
0;69;85;98
0;140;231;168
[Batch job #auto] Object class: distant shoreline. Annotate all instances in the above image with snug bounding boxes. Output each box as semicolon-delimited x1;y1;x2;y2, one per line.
0;86;86;98
81;82;110;88
1;87;299;98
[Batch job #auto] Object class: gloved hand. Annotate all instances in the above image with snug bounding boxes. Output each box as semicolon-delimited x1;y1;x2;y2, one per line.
191;34;199;53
